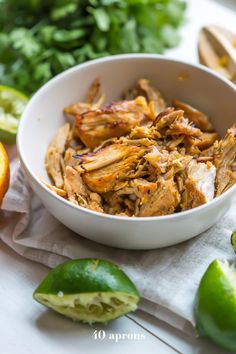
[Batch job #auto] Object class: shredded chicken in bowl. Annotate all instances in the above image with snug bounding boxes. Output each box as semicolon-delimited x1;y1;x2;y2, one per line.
45;78;236;217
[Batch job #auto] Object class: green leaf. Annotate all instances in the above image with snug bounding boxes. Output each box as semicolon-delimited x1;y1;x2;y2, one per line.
91;29;108;51
165;1;186;27
0;33;9;50
100;0;124;5
53;29;86;43
39;26;56;45
135;5;159;29
0;0;186;95
120;19;139;52
141;36;164;53
160;24;181;47
9;28;41;58
55;52;76;69
90;8;110;32
33;62;52;83
50;3;78;21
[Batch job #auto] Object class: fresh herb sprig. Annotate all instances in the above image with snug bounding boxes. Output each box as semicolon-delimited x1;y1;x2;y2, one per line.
0;0;186;95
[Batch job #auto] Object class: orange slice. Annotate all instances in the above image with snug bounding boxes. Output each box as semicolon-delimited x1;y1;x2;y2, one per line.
0;143;9;204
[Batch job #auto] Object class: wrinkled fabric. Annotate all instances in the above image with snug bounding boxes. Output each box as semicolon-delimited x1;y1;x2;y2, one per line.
1;159;235;336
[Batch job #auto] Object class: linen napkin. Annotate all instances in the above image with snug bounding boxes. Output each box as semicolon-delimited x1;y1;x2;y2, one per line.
1;159;235;336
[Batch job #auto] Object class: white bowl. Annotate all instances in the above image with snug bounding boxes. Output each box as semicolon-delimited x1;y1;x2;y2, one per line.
17;54;236;250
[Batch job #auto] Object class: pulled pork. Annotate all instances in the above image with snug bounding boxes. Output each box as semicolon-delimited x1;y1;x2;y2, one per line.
45;78;236;217
214;124;236;196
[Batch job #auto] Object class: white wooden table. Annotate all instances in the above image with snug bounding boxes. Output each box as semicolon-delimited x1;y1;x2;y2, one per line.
1;1;236;353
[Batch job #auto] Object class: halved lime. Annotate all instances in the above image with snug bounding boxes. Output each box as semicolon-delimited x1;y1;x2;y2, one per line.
0;85;28;144
33;259;140;324
194;259;236;352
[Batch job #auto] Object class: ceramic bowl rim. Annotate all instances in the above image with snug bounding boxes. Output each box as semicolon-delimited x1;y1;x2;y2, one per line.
17;53;236;222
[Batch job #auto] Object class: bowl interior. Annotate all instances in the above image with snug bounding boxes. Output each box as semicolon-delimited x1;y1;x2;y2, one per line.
18;55;236;184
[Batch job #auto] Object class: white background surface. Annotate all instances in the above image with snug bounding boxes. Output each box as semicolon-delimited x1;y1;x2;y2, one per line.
1;0;236;353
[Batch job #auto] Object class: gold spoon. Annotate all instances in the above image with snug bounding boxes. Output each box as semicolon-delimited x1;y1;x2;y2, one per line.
198;25;236;83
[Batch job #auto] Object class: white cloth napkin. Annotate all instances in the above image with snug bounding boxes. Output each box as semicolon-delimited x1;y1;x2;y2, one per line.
1;159;235;336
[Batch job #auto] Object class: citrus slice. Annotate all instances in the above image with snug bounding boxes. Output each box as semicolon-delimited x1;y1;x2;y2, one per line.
194;259;236;352
0;142;9;204
0;85;28;144
33;259;140;324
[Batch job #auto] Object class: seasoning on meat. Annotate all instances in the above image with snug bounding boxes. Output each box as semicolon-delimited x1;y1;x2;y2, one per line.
74;96;154;148
45;78;236;217
123;78;166;115
214;124;236;196
45;123;70;188
138;176;180;217
64;78;105;118
181;160;216;210
172;99;213;132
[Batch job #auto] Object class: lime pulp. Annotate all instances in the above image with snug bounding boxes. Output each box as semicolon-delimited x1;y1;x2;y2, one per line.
0;85;28;144
33;258;140;324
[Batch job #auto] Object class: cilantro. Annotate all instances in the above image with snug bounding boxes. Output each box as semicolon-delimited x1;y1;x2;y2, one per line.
0;0;186;95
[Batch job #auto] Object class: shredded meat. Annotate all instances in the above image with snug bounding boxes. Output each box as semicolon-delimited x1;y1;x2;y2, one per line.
136;78;166;115
130;125;161;139
84;77;103;104
40;179;67;197
45;78;236;217
214;125;236;196
63;147;78;169
45;123;70;188
131;179;157;215
172;99;213;132
82;144;148;193
155;108;180;132
64;78;105;117
64;166;103;212
181;160;216;210
74;96;153;148
145;147;192;175
64;166;88;206
87;192;103;213
186;132;219;150
123;78;166;115
138;176;180;217
155;108;202;138
166;116;201;137
78;144;135;171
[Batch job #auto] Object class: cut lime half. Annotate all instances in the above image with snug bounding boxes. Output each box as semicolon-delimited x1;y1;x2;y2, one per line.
195;259;236;352
0;85;28;144
33;259;140;324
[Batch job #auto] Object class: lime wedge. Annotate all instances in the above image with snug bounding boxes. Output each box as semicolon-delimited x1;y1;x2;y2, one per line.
194;259;236;352
33;259;140;324
231;231;236;253
0;85;28;144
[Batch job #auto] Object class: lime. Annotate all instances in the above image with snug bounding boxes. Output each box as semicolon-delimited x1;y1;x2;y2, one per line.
33;259;140;324
0;85;28;144
194;259;236;352
231;231;236;253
